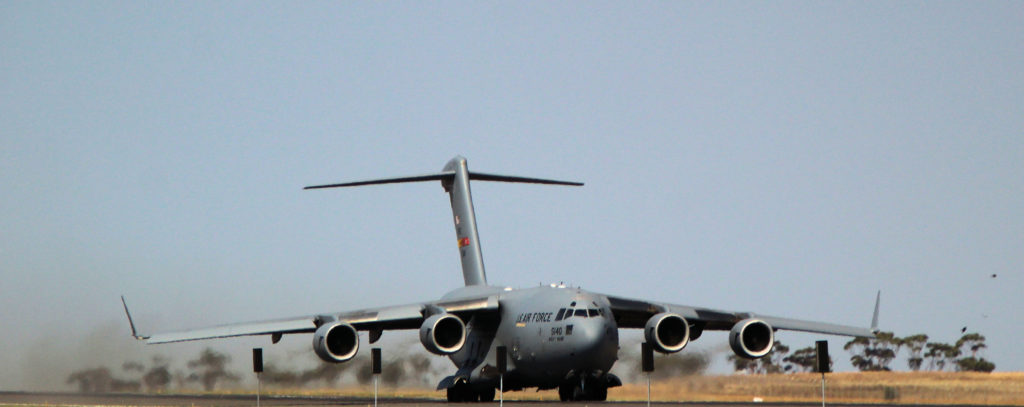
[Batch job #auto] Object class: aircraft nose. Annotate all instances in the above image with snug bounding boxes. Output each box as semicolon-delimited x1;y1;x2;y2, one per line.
570;317;617;366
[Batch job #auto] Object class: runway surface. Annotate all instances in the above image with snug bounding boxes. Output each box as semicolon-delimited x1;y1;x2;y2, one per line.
0;392;974;407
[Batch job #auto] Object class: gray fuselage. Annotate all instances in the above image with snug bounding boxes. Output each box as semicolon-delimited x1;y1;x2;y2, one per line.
442;284;619;390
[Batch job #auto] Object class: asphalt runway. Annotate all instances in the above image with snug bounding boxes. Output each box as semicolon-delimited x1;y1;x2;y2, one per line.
0;392;968;407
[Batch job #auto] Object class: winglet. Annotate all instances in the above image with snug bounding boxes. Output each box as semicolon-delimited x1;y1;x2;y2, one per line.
870;290;881;334
121;296;150;340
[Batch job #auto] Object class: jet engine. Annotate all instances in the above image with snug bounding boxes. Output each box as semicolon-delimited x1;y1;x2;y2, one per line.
644;312;690;353
313;322;359;363
419;314;467;355
729;318;775;359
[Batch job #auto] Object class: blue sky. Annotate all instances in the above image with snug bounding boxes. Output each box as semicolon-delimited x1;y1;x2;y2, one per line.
2;1;1022;390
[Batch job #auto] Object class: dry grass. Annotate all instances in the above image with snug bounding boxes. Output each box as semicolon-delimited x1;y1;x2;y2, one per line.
209;372;1024;405
613;372;1024;405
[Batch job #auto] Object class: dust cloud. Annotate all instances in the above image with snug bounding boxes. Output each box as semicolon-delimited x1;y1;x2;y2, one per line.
9;324;449;392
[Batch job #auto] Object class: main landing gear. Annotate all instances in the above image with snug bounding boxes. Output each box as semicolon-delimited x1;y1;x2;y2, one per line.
446;380;496;402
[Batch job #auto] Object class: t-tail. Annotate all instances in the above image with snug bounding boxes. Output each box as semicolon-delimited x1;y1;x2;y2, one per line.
305;156;582;286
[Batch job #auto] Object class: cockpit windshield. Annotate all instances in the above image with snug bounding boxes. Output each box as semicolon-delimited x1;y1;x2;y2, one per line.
554;305;605;321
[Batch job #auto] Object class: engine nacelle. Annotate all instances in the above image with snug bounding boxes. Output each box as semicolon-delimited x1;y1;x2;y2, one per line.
644;312;690;353
419;313;467;355
312;322;359;363
729;318;775;359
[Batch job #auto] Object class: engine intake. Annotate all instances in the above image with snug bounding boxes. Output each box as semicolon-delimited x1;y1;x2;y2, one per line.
420;314;466;355
644;312;689;353
313;322;359;363
729;318;774;359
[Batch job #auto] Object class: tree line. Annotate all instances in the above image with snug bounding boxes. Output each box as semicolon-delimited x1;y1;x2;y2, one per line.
727;331;995;374
67;331;997;392
67;348;239;393
66;347;443;393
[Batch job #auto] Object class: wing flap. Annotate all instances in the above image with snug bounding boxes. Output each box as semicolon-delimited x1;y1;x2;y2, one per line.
147;317;317;344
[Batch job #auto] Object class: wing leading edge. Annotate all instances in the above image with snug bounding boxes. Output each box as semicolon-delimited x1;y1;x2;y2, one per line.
122;295;500;345
605;291;879;338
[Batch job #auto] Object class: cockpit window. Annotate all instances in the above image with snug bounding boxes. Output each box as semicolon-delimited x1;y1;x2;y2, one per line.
557;302;606;321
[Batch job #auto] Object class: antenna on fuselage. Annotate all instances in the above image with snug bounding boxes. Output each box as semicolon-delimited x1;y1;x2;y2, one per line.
305;156;583;287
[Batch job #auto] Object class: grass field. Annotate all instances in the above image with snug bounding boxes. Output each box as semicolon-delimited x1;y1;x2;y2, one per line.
242;372;1024;405
613;372;1024;405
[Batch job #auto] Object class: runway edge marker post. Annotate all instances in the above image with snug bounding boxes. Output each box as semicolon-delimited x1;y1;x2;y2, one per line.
253;348;263;407
642;342;653;407
816;340;830;407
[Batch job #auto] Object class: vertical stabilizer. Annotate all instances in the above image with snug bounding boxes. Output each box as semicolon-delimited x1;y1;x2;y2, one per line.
304;156;582;287
442;157;487;286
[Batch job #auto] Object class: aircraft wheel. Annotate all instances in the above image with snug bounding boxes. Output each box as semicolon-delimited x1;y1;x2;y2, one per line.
478;387;495;402
586;384;607;401
447;382;474;402
558;383;574;402
571;385;586;401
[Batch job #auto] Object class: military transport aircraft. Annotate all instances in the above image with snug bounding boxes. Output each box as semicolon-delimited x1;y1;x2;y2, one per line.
123;156;879;402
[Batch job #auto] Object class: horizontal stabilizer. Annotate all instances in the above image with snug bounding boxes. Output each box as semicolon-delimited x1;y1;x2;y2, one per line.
305;171;582;190
304;172;453;190
468;172;583;186
304;156;582;287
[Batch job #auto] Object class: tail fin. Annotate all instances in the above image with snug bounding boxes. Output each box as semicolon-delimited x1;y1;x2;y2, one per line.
306;156;582;286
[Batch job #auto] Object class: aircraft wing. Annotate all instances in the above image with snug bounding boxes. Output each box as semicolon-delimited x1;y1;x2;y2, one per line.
124;295;500;344
604;293;877;338
145;316;317;344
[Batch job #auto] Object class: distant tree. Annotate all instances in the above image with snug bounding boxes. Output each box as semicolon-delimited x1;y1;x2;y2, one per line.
118;361;146;392
297;362;349;386
380;358;405;386
144;366;172;392
955;357;996;373
727;353;758;374
875;331;901;369
727;341;789;374
261;363;300;386
764;342;791;373
67;367;114;393
402;354;440;387
356;358;374;385
844;331;899;371
954;333;995;372
784;346;821;373
66;367;138;393
901;334;929;371
955;333;987;358
924;342;959;371
187;348;240;391
653;351;711;379
143;356;172;392
122;361;145;373
173;370;189;390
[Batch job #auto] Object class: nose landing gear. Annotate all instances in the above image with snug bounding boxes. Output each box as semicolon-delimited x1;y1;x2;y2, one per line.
558;376;608;402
